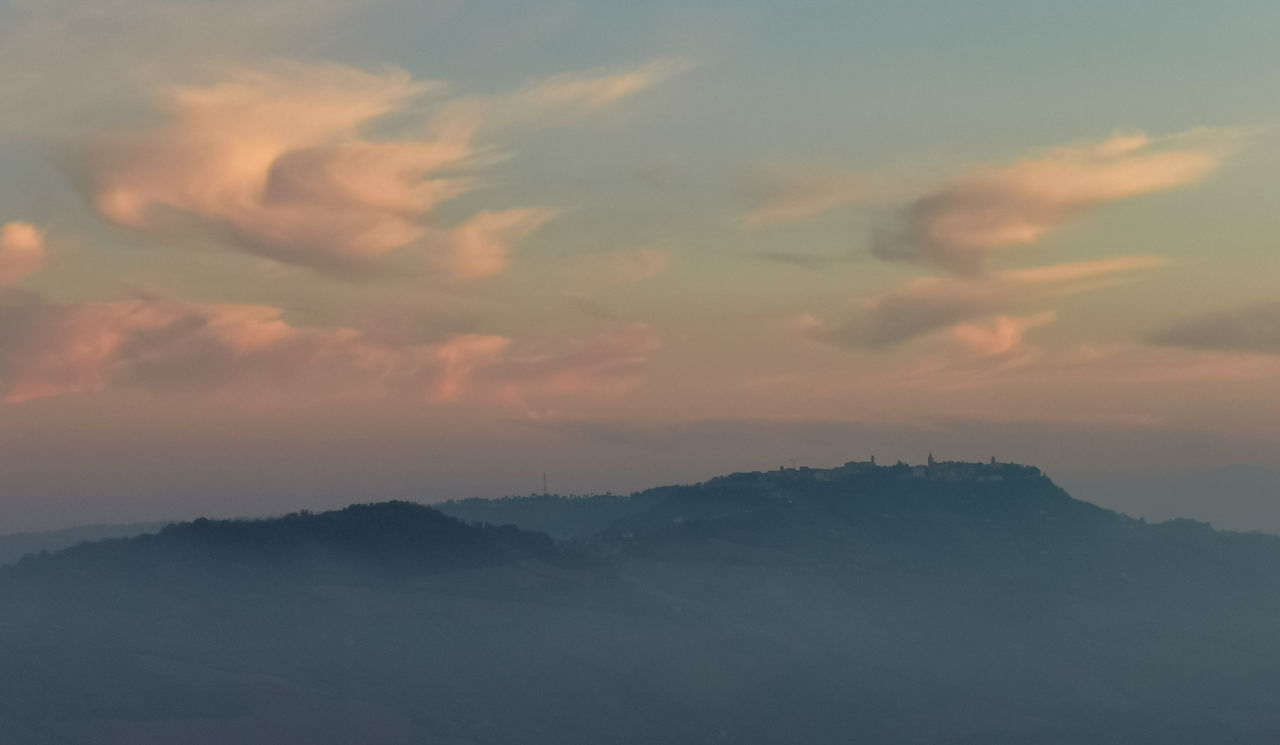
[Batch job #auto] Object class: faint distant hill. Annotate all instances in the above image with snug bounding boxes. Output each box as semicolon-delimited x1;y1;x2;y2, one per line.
1063;465;1280;535
0;520;171;566
6;459;1280;745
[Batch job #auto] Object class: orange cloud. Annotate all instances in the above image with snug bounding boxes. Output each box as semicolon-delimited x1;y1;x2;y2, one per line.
0;222;45;285
873;130;1239;274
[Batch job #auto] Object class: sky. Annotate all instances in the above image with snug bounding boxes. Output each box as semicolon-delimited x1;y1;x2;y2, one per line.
1;0;1278;532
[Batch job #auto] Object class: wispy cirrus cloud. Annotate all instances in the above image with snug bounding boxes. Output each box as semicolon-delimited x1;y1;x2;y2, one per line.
806;255;1164;348
570;247;670;286
85;59;683;279
874;337;1280;402
0;295;662;405
1147;302;1280;355
430;58;695;135
445;209;559;281
0;222;45;285
873;129;1241;274
741;166;897;228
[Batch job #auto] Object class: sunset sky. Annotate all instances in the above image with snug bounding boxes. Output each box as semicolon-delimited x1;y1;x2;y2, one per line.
2;0;1278;531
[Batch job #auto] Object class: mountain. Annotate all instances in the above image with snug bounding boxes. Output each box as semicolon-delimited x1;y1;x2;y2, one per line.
5;460;1280;744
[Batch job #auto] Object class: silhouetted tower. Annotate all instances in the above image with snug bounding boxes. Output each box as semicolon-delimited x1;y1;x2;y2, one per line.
542;472;548;496
870;455;876;466
927;452;936;467
990;456;997;465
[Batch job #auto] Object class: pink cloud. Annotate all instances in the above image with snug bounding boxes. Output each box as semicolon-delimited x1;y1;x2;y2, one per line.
488;322;663;409
427;334;513;403
0;297;501;403
89;64;467;273
86;60;681;278
444;209;558;280
873;130;1239;274
809;255;1164;348
951;312;1057;357
0;222;45;285
0;296;660;406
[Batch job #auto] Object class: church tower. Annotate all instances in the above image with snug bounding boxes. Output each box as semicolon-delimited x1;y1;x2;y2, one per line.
927;452;935;467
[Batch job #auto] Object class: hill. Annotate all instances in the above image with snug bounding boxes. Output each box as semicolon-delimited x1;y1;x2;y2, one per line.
5;460;1280;744
436;491;664;539
0;521;171;567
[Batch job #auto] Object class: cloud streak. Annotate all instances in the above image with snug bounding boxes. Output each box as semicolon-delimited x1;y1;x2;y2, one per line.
1148;302;1280;355
0;296;661;405
809;255;1164;348
431;58;694;135
873;130;1238;274
741;167;894;228
571;247;669;285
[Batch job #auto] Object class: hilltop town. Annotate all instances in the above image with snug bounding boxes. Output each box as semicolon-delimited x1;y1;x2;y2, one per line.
714;455;1043;485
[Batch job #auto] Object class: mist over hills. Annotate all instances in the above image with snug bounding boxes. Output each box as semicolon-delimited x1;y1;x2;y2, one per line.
5;460;1280;744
